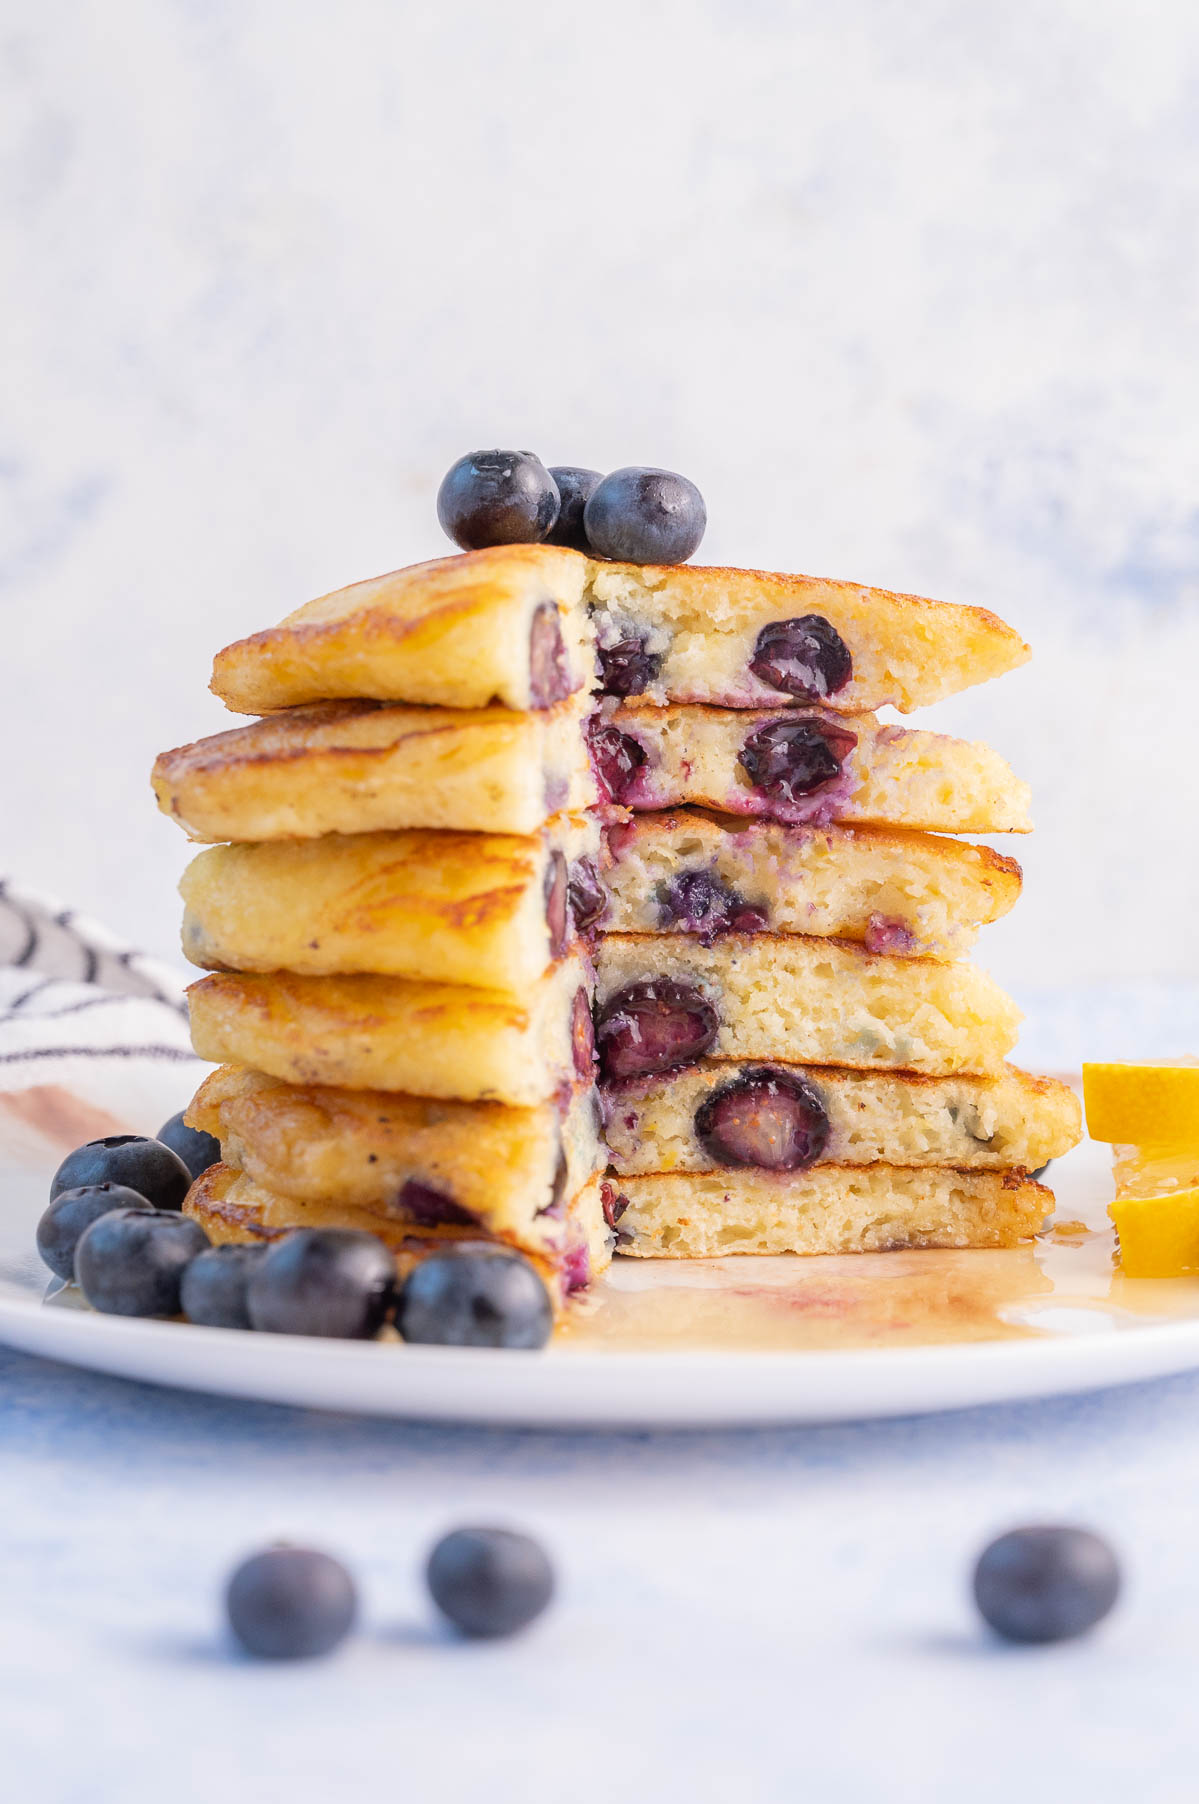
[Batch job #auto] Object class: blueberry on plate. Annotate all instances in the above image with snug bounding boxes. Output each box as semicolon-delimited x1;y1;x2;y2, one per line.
181;1243;269;1329
395;1245;553;1349
225;1546;357;1660
74;1207;210;1317
246;1228;395;1339
36;1183;153;1282
545;466;601;552
426;1526;554;1639
583;466;706;565
973;1525;1121;1644
437;450;560;551
156;1110;221;1181
50;1134;192;1212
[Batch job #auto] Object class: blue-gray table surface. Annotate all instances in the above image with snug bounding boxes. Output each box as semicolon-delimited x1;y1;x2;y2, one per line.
4;1341;1199;1804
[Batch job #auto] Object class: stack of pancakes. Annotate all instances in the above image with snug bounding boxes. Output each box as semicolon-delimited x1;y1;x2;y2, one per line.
154;544;1081;1307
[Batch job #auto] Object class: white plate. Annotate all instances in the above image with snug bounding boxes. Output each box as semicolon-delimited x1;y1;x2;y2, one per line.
4;1063;1199;1427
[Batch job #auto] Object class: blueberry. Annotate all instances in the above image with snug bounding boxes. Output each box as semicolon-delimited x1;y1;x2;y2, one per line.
180;1242;268;1329
544;850;570;958
586;719;647;804
225;1546;357;1660
426;1526;554;1639
545;466;601;552
567;857;607;933
695;1068;829;1171
75;1207;210;1317
595;979;719;1081
156;1110;221;1181
571;985;596;1079
395;1245;553;1349
738;718;858;807
396;1179;479;1228
50;1134;192;1212
36;1183;153;1281
973;1526;1120;1644
436;450;559;551
658;868;768;940
596;633;663;698
246;1229;395;1339
584;467;706;565
749;616;853;702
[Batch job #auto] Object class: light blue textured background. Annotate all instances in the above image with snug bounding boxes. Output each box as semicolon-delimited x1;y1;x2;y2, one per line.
4;7;1199;1798
3;0;1198;1005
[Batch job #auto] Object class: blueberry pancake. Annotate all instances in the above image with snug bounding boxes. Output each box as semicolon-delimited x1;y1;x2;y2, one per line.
211;544;1029;717
589;704;1030;833
601;812;1021;957
602;1062;1080;1176
211;545;593;715
594;935;1020;1079
187;1066;604;1258
186;958;595;1106
605;1166;1049;1259
153;696;595;842
185;1162;613;1307
179;818;601;990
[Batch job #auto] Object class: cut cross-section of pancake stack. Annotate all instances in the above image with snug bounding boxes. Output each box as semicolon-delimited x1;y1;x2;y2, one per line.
153;543;1082;1316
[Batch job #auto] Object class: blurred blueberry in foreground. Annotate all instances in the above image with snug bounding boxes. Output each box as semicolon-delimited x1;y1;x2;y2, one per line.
226;1547;357;1660
973;1525;1120;1644
426;1527;554;1639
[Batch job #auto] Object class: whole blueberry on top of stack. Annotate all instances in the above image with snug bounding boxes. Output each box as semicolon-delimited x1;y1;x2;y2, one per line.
436;449;706;565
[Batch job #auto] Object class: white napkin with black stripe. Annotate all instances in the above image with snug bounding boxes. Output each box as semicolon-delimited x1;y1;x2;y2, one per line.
0;878;201;1106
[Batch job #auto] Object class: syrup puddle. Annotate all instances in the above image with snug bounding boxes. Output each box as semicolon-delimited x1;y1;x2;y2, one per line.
560;1141;1199;1354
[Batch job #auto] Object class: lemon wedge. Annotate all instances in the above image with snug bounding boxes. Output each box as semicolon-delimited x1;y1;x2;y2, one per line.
1082;1059;1199;1150
1109;1147;1199;1278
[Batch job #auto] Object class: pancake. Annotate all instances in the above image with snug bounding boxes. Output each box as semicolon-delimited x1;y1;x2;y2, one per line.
602;1061;1081;1175
594;934;1020;1078
152;695;594;842
590;703;1031;833
211;545;593;714
605;1166;1049;1258
186;957;594;1105
187;1066;604;1257
185;1162;612;1307
600;811;1021;957
179;817;600;990
210;544;1029;717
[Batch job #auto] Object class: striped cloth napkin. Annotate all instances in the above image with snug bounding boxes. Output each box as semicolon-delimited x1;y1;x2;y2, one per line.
0;877;203;1130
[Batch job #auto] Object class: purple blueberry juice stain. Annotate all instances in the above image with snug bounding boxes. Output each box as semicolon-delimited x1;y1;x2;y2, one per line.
561;1239;591;1294
396;1179;480;1228
544;851;569;957
571;986;596;1078
863;914;920;957
529;602;571;707
749;615;852;702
